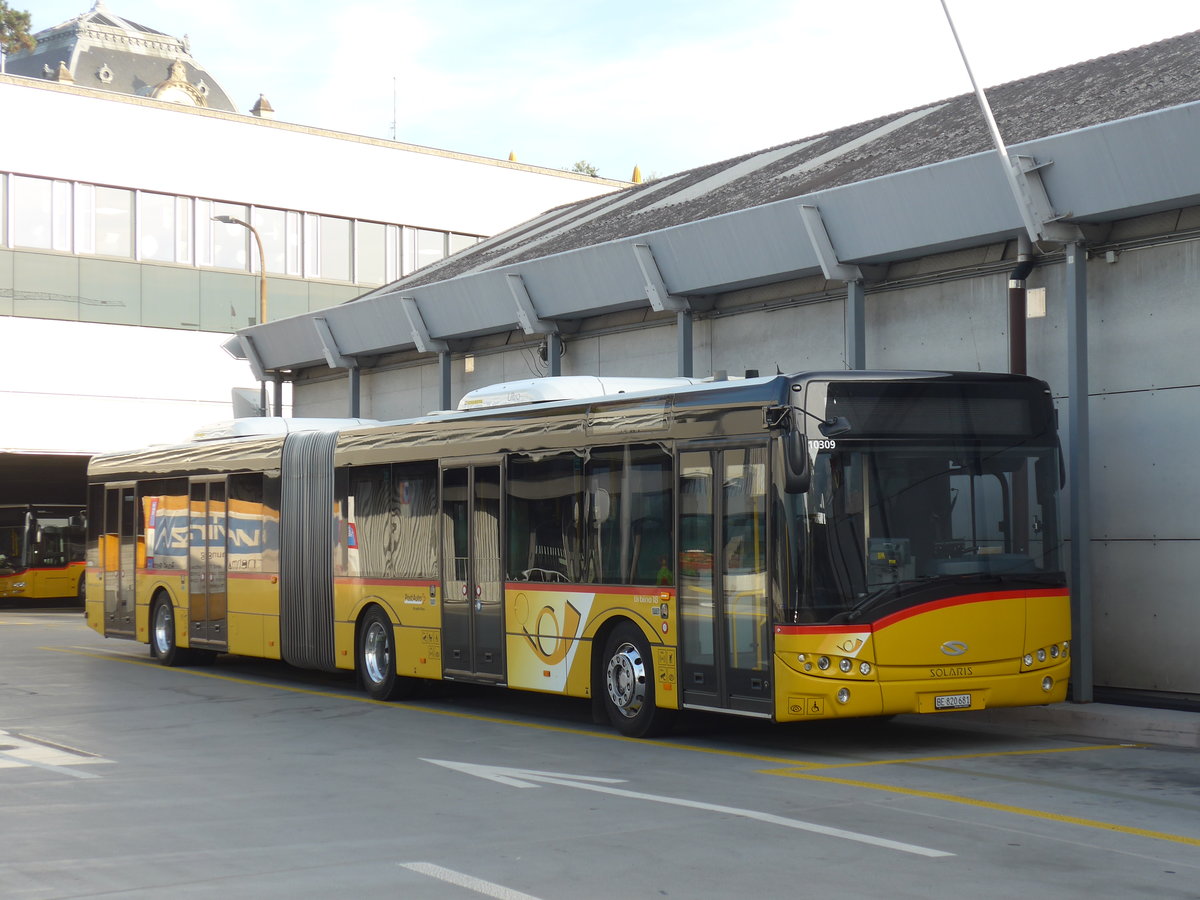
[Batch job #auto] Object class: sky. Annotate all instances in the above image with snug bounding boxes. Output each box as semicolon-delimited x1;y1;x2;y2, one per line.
22;0;1200;182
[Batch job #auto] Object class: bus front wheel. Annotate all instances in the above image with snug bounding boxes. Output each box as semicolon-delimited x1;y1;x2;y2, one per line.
357;606;416;701
602;623;673;738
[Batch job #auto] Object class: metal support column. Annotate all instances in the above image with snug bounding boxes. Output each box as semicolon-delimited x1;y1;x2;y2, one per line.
676;309;693;377
400;296;452;411
507;273;562;377
1066;241;1093;702
799;204;865;370
544;332;562;377
438;351;452;411
845;280;865;370
632;242;692;377
273;376;284;418
348;365;361;418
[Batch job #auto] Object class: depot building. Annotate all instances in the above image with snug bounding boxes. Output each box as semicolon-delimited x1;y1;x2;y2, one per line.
234;31;1200;709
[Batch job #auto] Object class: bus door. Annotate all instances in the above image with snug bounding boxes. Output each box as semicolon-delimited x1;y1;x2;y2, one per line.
102;486;137;637
188;480;228;650
440;461;504;680
678;446;773;716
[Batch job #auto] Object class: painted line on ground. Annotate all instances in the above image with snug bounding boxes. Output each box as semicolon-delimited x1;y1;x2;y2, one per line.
760;768;1200;848
400;862;544;900
425;758;952;858
46;646;813;764
47;644;1194;848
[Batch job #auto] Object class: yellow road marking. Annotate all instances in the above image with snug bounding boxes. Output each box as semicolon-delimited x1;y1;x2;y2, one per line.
45;645;1198;848
806;744;1141;769
761;768;1200;848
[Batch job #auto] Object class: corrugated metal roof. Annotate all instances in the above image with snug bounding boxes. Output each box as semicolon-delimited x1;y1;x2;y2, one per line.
236;30;1200;373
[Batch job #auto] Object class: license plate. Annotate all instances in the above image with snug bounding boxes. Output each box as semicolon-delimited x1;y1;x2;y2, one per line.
934;693;972;710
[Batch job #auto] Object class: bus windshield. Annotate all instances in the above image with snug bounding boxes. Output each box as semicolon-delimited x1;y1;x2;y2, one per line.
785;438;1065;625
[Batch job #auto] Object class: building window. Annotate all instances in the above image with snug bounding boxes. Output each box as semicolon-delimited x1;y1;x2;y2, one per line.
415;228;446;271
1;172;485;290
138;191;191;263
93;186;133;258
12;175;71;251
319;215;351;282
356;220;386;285
384;224;400;282
449;233;480;255
252;206;287;275
285;210;301;276
212;202;250;270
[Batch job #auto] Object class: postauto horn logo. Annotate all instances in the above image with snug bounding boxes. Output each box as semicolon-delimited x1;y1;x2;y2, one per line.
940;640;969;656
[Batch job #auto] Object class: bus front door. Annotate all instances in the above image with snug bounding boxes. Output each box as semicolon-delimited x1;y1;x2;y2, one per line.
102;486;137;637
440;463;504;680
188;480;228;650
678;447;773;717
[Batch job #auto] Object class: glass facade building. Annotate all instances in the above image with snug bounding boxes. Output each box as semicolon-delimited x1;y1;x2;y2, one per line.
0;172;482;333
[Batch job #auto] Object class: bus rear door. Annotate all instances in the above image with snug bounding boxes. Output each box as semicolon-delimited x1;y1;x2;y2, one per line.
188;479;228;650
440;461;504;680
102;486;137;636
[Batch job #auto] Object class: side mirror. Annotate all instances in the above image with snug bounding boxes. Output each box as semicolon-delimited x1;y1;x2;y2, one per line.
783;429;810;494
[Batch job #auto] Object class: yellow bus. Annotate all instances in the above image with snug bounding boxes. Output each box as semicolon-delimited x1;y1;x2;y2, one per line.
0;504;87;604
85;371;1070;736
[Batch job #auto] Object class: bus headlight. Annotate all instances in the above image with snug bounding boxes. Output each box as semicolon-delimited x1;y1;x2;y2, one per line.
1036;649;1047;663
859;661;872;676
1050;645;1060;659
817;656;831;670
1023;654;1034;667
837;688;851;704
1042;676;1054;692
839;658;853;673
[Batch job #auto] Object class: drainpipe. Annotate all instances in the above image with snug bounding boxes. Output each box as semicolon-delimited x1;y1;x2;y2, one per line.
1008;235;1036;558
1008;235;1035;376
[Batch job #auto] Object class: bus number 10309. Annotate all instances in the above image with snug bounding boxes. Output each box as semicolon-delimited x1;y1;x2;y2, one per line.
808;439;837;452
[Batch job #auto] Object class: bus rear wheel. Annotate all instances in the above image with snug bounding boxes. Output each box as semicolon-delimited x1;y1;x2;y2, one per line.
150;595;187;667
358;606;416;701
602;623;673;738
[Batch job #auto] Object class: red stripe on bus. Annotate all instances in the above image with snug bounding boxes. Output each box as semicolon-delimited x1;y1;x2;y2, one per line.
873;588;1069;631
774;588;1069;635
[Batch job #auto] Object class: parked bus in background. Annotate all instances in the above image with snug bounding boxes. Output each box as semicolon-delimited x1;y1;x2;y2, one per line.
84;371;1070;736
0;505;87;604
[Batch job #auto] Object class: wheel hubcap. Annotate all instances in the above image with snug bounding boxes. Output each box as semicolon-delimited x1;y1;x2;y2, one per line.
606;641;647;718
153;604;172;654
363;621;390;685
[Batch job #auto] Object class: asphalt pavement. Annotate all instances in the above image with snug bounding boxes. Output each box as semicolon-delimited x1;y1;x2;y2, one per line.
919;700;1200;749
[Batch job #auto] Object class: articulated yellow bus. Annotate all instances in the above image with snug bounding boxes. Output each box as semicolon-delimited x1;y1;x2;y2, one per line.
85;371;1069;736
0;505;87;603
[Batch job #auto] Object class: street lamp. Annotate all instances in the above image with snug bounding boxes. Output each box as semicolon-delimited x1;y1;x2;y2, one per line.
213;215;270;416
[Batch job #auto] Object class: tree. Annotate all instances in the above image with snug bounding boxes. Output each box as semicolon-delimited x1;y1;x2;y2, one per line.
0;1;35;57
570;160;599;177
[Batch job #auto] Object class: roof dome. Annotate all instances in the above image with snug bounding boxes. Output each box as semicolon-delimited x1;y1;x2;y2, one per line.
4;1;238;112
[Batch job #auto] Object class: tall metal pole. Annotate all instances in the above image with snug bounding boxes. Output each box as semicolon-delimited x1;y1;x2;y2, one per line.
214;215;269;415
